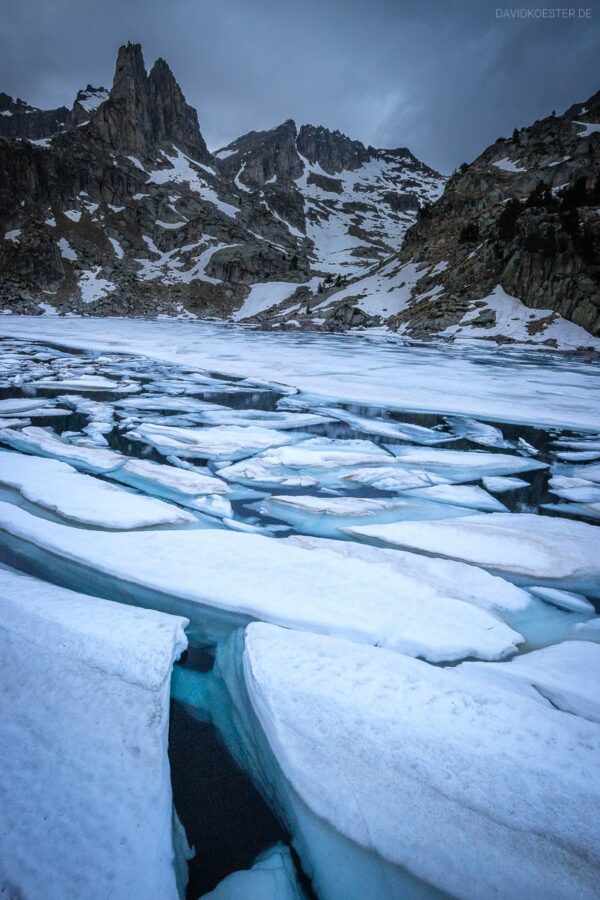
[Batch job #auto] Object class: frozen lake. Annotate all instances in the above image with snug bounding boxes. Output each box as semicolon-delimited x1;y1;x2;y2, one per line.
1;318;599;899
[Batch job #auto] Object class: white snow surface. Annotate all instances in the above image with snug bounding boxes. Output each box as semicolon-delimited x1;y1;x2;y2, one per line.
345;512;600;593
459;640;600;723
0;502;522;661
0;450;195;528
232;282;302;321
492;156;527;173
1;319;596;432
0;565;188;900
242;622;600;899
0;425;125;473
445;285;599;349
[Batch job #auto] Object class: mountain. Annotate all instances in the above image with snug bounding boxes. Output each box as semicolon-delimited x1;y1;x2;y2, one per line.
292;91;600;346
215;121;441;276
0;42;442;318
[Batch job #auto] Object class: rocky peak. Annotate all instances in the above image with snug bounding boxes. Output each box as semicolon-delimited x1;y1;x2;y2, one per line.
90;42;152;153
148;58;210;162
215;119;303;188
89;43;210;160
296;124;370;174
69;85;109;127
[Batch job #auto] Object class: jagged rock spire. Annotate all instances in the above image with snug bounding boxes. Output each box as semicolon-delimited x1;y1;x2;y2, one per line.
148;57;210;161
90;42;210;161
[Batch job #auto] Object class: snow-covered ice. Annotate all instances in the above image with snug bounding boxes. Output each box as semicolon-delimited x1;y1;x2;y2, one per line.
237;623;600;899
126;422;297;461
0;565;188;900
386;445;547;481
0;425;125;473
312;406;454;443
258;492;483;537
345;512;600;595
459;641;600;723
0;502;522;661
482;475;529;493
0;450;196;528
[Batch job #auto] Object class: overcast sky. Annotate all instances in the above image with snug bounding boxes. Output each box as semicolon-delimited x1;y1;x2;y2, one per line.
1;0;598;172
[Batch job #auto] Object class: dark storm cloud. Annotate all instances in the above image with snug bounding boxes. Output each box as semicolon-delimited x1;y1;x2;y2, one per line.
1;0;598;172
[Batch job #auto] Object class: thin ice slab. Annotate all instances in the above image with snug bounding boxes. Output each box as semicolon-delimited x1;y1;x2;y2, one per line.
344;512;600;595
0;450;196;528
385;446;547;482
0;426;125;473
258;493;481;538
126;423;297;461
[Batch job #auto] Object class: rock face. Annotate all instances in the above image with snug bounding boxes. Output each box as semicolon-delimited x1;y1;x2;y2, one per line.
296;123;370;173
305;90;600;343
0;92;69;140
0;41;442;319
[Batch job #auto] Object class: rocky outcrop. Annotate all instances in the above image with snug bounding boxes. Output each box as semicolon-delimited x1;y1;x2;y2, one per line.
296;124;370;173
0;93;69;140
88;43;210;162
299;89;600;344
215;119;303;188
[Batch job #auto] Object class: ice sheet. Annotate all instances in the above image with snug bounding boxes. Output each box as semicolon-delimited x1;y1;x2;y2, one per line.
1;319;598;432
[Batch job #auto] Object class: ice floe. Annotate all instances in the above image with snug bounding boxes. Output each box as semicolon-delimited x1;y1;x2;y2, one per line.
0;426;125;473
198;408;333;430
459;640;600;723
405;483;508;512
237;623;600;899
218;438;392;489
110;458;232;518
257;493;482;537
529;586;594;614
126;423;296;461
0;450;195;528
445;416;513;449
345;512;600;595
386;446;547;481
0;565;188;899
312;406;454;443
482;475;529;492
31;374;140;393
0;502;522;661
